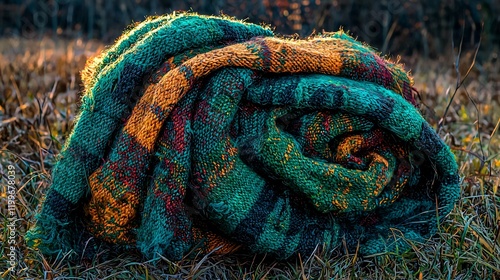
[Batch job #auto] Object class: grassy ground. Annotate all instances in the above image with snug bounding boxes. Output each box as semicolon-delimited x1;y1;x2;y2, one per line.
1;37;499;279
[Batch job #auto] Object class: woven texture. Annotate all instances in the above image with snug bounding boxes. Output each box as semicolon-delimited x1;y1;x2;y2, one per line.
26;14;460;261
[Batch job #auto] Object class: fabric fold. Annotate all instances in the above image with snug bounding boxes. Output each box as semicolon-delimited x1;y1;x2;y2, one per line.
26;13;459;261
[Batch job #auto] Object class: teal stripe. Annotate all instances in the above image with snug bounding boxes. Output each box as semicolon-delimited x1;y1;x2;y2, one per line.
206;164;266;233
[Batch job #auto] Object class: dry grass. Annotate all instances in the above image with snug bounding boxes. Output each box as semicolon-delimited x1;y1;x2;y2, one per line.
1;36;499;279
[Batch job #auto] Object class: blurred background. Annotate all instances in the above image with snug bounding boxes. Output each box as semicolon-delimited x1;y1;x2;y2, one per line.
1;0;499;146
1;2;499;276
1;2;500;279
0;0;498;59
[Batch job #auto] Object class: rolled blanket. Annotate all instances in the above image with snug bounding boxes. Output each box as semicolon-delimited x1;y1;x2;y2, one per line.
26;13;460;261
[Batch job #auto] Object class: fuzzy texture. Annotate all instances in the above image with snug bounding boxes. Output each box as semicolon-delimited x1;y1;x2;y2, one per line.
26;13;460;261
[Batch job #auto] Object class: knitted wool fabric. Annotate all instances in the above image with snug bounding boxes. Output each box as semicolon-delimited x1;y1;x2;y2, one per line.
26;13;460;261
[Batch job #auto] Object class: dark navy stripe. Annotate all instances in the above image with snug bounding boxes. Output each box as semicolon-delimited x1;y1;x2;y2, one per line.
111;63;144;105
216;19;242;43
365;92;395;122
277;75;300;105
250;75;300;106
441;173;460;186
276;200;308;256
66;143;101;170
231;183;279;245
259;39;273;71
415;122;445;154
308;83;344;109
43;190;76;221
294;218;329;256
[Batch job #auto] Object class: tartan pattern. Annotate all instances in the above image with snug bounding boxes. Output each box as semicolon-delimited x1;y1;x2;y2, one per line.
26;13;460;261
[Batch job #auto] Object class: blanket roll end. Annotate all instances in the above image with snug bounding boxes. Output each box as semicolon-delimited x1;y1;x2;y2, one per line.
26;12;460;261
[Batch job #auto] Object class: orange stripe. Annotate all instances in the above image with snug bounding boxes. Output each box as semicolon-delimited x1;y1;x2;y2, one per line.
192;227;241;255
123;66;191;151
122;36;402;179
86;171;137;243
263;38;344;74
124;105;164;151
122;43;259;150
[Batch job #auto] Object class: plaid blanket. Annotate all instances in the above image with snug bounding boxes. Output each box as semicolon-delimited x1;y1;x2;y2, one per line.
26;13;460;260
